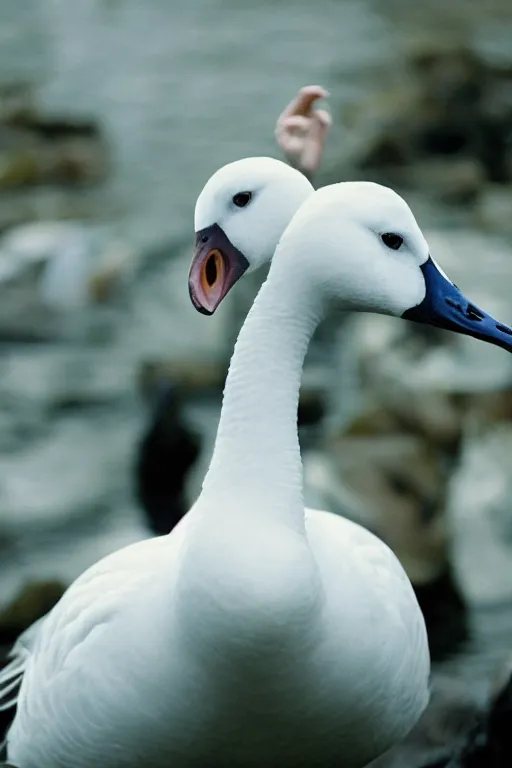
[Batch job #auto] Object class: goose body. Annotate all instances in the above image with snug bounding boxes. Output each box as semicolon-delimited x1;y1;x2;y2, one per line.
3;164;512;767
2;513;424;768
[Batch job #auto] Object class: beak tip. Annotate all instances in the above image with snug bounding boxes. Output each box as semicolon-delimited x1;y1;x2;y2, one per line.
188;282;215;316
404;257;512;354
196;304;214;316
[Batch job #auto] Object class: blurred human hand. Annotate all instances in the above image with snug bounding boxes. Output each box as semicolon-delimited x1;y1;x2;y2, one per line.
275;85;332;178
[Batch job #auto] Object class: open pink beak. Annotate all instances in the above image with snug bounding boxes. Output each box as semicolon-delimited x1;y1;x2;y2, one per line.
188;223;249;315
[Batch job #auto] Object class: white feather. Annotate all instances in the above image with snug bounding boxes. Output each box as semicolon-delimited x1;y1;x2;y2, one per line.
3;166;434;768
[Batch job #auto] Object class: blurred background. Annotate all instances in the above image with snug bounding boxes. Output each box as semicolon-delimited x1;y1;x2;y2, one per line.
1;0;512;765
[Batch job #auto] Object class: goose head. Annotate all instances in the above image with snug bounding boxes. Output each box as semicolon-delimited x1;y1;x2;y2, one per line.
192;162;512;351
270;181;512;351
189;157;313;314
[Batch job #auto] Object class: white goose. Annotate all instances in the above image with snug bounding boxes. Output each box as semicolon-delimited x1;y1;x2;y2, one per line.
3;167;512;768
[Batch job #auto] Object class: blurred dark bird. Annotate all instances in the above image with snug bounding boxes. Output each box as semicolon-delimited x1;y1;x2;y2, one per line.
413;564;469;663
134;379;201;535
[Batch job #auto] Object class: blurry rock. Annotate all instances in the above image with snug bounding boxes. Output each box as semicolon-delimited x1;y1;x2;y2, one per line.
0;85;109;240
409;43;485;104
0;186;115;235
88;241;133;303
303;447;369;524
341;405;398;437
356;319;466;448
0;82;36;124
357;133;409;172
474;185;512;235
0;146;39;188
328;419;451;583
0;580;65;647
0;222;133;339
412;158;485;205
0;115;108;189
0;393;47;453
0;409;139;535
35;128;107;186
134;376;201;535
448;423;512;605
350;41;512;198
346;89;414;180
466;389;512;426
0;346;135;410
3;222;132;305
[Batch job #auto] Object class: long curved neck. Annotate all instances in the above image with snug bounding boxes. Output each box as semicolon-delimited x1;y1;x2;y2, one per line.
200;259;322;532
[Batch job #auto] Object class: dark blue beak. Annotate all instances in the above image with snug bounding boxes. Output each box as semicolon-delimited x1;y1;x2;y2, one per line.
402;256;512;353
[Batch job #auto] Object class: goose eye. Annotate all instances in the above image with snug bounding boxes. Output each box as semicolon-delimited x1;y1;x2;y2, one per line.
232;191;252;208
381;233;404;250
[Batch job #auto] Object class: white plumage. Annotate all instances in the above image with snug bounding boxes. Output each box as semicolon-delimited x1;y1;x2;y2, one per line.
0;166;441;768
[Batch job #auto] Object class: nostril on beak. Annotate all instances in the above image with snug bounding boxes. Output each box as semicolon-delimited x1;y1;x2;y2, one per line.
465;304;484;322
446;297;463;313
496;323;512;336
446;298;485;323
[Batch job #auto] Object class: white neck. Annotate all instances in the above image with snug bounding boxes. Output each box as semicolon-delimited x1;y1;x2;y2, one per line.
200;257;322;532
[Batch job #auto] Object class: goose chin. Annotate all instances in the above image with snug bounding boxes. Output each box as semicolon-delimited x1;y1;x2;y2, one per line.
189;223;250;315
403;256;512;353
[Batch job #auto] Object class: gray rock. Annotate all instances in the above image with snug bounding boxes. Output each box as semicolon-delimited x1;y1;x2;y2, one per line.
0;409;138;534
448;424;512;605
474;184;512;235
0;221;134;340
0;345;136;408
349;40;512;197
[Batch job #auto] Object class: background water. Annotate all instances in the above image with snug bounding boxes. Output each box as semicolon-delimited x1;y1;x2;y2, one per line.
0;0;392;249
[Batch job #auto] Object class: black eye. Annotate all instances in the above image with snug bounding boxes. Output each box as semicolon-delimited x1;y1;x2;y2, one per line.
381;233;403;250
232;191;252;208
